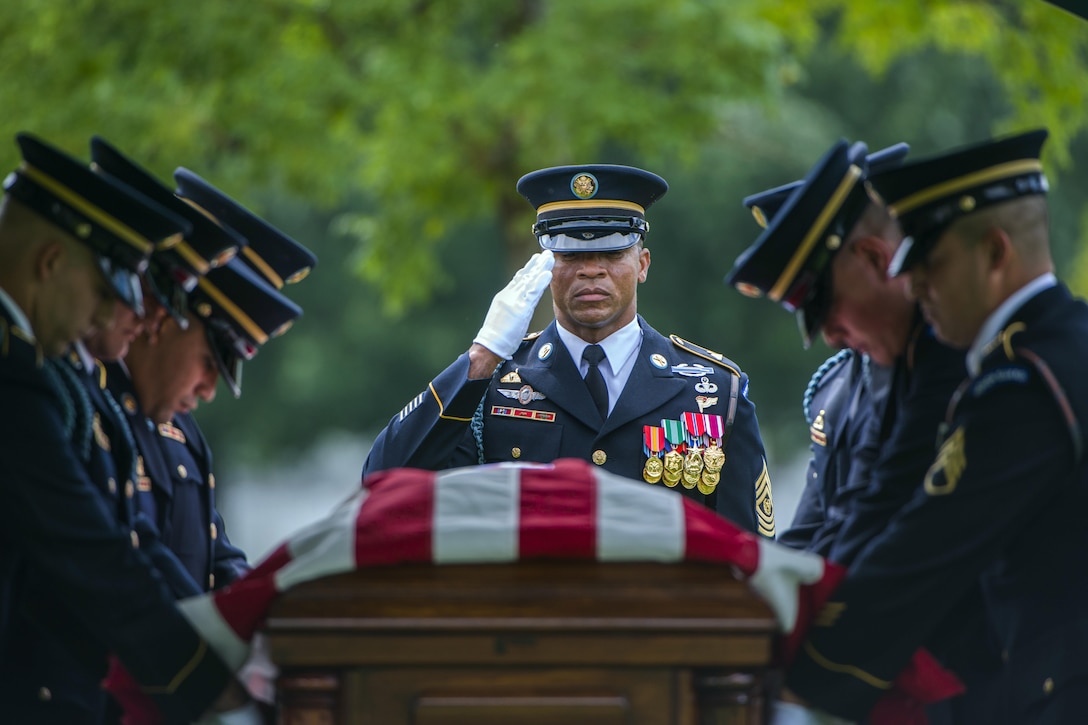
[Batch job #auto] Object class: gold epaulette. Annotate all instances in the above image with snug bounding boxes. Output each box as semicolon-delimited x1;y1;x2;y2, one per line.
93;359;108;390
669;334;741;377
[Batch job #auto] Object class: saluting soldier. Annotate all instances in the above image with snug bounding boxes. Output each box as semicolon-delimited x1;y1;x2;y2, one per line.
0;133;247;723
365;164;775;537
784;129;1088;723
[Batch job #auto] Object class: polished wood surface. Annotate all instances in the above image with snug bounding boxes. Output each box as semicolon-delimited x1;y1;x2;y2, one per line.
265;561;779;724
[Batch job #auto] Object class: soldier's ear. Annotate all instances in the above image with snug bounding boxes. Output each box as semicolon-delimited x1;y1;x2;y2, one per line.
35;235;66;282
852;235;892;278
981;227;1013;272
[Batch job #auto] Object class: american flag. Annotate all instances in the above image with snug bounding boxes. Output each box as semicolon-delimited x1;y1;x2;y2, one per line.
108;458;961;723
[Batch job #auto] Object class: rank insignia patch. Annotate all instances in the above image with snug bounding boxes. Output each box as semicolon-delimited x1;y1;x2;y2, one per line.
810;409;827;447
755;460;775;537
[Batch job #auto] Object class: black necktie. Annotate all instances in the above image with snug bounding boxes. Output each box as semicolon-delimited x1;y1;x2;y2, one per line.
582;344;609;419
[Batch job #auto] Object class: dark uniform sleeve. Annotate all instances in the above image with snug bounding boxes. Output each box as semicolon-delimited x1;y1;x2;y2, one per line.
0;365;230;723
711;371;774;537
787;363;1073;718
826;336;965;566
362;352;491;477
211;509;249;589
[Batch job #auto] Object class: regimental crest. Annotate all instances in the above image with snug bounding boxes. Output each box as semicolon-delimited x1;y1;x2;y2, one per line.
570;172;598;199
925;426;965;496
498;384;546;405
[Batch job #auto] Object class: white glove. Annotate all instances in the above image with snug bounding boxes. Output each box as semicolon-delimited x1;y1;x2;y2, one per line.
194;700;264;725
473;250;554;359
771;701;855;725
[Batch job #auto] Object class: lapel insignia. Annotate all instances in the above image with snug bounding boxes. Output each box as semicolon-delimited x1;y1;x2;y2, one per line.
694;377;718;394
491;406;556;422
695;395;718;413
121;393;137;414
135;455;152;491
498;384;546;405
538;342;553;361
671;363;715;377
158;422;187;444
92;413;111;451
650;353;667;369
500;370;522;384
810;409;827;447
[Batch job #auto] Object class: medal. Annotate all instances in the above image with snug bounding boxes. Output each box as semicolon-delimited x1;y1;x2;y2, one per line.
698;469;720;495
662;450;684;487
682;449;703;489
642;425;665;484
661;419;686;487
703;441;725;473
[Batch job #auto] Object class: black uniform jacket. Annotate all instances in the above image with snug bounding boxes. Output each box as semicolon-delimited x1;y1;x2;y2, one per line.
0;303;231;724
105;363;249;593
788;284;1088;722
364;316;775;536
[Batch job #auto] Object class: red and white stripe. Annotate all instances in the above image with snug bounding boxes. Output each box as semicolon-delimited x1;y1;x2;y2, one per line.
112;459;955;724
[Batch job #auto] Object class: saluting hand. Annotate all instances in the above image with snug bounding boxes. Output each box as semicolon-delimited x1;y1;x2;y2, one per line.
473;250;554;360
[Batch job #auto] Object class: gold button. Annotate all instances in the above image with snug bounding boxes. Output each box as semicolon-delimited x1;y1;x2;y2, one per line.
208;574;215;589
1043;677;1054;695
210;522;218;540
177;464;187;478
592;449;607;465
511;447;522;459
208;473;215;489
130;530;140;549
38;686;52;702
107;477;117;494
125;480;134;499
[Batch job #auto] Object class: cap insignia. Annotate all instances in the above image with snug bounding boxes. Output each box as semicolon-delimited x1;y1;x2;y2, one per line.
570;173;598;200
734;282;763;299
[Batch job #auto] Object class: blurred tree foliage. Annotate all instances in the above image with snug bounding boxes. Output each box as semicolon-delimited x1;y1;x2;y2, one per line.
0;0;1083;472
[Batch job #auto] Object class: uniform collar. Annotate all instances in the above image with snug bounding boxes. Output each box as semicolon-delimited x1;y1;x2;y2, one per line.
0;285;33;336
73;339;96;372
555;315;642;375
967;272;1056;376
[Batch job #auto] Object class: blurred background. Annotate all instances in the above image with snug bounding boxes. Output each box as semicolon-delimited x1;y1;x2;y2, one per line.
3;0;1085;559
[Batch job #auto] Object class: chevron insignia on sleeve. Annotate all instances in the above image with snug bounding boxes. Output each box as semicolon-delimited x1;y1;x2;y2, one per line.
399;391;427;421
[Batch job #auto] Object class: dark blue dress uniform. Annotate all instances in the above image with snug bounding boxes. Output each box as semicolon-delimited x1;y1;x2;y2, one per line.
778;350;886;553
106;364;250;593
364;317;775;536
0;133;232;723
728;142;912;551
93;139;308;593
787;130;1088;722
365;164;775;537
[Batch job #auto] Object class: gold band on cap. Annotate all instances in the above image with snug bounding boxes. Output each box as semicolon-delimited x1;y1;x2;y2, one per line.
20;163;155;255
890;159;1044;218
170;240;210;275
241;246;284;289
194;276;269;346
536;199;646;216
769;164;862;302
